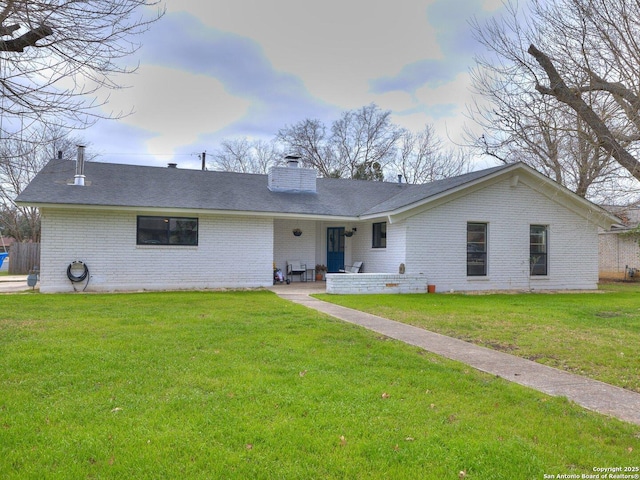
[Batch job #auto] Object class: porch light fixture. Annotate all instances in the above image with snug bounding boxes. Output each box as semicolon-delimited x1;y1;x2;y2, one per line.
343;227;357;237
292;228;302;237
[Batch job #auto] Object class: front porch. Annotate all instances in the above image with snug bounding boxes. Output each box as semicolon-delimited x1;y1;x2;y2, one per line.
273;217;399;275
268;279;326;295
271;218;432;294
268;273;432;295
273;218;363;278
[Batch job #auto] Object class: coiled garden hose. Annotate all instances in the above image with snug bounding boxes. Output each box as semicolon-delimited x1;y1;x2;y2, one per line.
67;261;90;291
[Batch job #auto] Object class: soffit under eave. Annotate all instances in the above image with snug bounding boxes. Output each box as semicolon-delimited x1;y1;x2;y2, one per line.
29;202;360;222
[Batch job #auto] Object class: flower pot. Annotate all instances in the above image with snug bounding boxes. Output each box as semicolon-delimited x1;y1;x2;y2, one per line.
316;274;323;281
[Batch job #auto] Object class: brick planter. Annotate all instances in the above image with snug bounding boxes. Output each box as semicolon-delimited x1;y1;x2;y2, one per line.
326;273;428;294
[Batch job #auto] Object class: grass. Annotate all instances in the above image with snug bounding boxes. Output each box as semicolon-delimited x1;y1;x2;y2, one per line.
0;290;638;479
316;282;640;393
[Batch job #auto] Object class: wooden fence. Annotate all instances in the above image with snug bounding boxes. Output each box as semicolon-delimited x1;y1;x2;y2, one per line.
8;243;40;275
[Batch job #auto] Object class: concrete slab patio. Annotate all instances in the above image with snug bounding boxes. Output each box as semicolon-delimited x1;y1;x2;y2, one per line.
0;275;33;293
270;282;640;426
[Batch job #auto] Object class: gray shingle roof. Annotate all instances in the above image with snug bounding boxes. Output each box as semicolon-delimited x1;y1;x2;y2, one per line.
17;159;515;218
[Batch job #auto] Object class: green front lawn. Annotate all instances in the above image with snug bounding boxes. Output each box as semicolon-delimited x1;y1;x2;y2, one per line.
317;283;640;393
0;291;638;479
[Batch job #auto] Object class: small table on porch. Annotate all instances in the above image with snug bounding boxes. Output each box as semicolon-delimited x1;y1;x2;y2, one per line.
305;268;315;282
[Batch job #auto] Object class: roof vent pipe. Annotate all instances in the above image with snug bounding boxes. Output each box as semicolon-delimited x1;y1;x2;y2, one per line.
397;174;402;185
74;145;86;186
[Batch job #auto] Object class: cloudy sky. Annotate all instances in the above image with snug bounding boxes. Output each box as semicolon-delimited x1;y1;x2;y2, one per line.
83;0;506;170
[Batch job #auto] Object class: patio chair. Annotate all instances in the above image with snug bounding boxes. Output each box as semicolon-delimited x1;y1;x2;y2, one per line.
339;261;363;273
286;260;307;282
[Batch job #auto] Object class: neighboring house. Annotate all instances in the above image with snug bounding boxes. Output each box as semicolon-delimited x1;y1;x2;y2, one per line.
16;158;618;293
599;205;640;280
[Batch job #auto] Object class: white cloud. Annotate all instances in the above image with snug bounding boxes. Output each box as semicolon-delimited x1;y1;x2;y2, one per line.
79;0;508;165
399;71;477;142
374;91;417;113
166;0;441;108
106;65;250;155
482;0;506;12
415;71;474;111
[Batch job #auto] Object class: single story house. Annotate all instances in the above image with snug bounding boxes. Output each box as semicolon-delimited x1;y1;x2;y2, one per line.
16;157;618;293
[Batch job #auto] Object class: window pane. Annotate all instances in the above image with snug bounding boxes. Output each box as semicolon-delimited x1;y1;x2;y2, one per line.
467;253;487;276
137;216;169;244
467;223;487;276
137;216;198;246
372;222;386;248
169;218;198;245
530;225;547;275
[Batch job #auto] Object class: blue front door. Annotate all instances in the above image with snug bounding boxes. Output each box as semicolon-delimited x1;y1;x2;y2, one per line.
326;227;345;273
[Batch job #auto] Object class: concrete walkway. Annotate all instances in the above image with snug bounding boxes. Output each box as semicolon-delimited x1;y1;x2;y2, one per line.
270;282;640;426
0;275;33;293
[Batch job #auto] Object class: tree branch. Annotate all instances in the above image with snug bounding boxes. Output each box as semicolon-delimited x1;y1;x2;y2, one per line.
0;24;53;52
528;43;640;180
0;24;19;36
0;0;15;26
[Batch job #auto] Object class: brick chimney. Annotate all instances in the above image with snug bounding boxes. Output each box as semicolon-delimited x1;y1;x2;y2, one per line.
268;155;316;193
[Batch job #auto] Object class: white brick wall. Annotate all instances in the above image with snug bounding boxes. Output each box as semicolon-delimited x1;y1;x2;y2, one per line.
268;166;316;192
39;209;274;292
326;273;429;294
273;219;317;277
405;177;600;291
38;174;604;293
350;221;406;274
599;231;640;277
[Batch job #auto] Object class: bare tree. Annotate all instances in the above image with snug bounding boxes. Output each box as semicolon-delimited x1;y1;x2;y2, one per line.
278;104;403;180
466;66;630;199
277;118;341;177
331;104;403;179
0;0;164;139
391;125;470;184
0;125;86;241
212;138;252;173
212;138;283;174
252;139;283;174
470;0;640;190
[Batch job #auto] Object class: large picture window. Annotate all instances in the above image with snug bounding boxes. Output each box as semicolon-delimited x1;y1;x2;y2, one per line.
372;222;387;248
137;216;198;246
467;222;487;276
530;225;548;276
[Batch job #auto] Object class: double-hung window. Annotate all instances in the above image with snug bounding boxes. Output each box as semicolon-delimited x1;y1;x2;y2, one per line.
467;223;487;276
372;222;387;248
530;225;548;275
137;216;198;246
